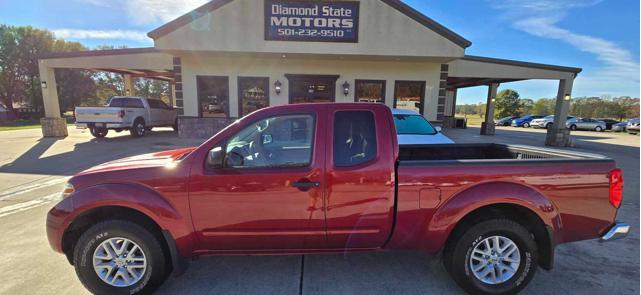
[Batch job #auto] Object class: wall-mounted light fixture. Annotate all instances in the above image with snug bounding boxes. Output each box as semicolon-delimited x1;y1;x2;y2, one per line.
274;80;282;95
564;94;571;101
41;81;47;89
343;81;350;96
491;98;496;103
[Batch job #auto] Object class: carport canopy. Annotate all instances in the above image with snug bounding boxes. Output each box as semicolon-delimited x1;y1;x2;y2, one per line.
444;55;582;146
38;48;176;119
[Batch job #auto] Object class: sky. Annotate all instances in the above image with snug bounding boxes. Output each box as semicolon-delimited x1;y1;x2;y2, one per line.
0;0;638;104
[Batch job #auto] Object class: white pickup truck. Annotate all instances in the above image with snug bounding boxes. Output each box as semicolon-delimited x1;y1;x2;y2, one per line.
75;96;178;138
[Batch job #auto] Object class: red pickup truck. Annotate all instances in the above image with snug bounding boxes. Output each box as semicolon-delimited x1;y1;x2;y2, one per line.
47;103;629;294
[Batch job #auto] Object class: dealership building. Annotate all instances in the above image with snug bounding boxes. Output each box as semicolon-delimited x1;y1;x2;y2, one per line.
38;0;582;146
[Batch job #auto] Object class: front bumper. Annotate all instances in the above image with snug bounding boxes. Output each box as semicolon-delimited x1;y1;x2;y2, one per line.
600;222;630;242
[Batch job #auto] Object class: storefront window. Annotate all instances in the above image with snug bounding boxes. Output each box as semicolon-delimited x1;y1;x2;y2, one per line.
238;77;270;117
394;81;426;114
287;75;338;104
197;76;229;118
355;80;386;103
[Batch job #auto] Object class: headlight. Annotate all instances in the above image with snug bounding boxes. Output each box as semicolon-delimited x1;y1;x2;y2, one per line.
61;183;75;198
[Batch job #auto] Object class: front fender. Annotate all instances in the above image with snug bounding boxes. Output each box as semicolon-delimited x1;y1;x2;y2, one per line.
424;181;561;252
66;183;195;257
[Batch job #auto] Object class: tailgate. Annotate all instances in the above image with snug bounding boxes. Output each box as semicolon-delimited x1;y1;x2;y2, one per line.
75;107;124;123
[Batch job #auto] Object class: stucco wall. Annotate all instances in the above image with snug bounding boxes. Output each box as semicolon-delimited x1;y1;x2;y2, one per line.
179;53;442;120
155;0;464;58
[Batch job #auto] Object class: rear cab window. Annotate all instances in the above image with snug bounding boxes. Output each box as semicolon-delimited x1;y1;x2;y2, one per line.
333;111;378;167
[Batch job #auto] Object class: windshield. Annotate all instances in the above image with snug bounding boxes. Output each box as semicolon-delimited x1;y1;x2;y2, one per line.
394;114;437;135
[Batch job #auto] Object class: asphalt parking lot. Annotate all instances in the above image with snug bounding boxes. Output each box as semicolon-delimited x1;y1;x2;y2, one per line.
0;126;638;295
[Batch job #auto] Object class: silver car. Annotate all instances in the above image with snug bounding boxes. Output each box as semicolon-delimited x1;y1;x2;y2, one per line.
531;115;575;129
392;109;455;144
566;117;606;132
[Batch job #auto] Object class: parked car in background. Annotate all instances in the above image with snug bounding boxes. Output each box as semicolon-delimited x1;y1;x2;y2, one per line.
566;118;607;132
627;118;640;135
392;109;454;144
531;115;575;129
612;122;628;132
494;116;517;126
75;97;178;138
597;119;621;130
511;115;544;128
47;103;628;295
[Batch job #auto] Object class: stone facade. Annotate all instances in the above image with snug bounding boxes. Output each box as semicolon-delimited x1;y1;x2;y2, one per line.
178;117;236;138
40;117;68;137
545;128;573;147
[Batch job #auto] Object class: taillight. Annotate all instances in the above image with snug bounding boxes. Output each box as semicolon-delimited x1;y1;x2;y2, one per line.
609;168;623;208
118;110;125;118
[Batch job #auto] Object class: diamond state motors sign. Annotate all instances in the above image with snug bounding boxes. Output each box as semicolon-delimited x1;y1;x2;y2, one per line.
265;0;360;43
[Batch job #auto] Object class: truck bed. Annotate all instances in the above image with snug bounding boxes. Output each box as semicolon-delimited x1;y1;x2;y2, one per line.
399;143;610;163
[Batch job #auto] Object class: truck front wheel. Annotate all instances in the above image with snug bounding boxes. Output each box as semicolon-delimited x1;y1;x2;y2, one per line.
72;220;168;295
444;219;538;295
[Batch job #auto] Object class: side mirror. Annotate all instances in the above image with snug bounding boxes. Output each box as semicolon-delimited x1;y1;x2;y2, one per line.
262;134;273;145
207;147;224;169
435;126;442;133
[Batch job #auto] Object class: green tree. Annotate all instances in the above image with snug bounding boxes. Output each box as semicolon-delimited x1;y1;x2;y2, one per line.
494;89;523;118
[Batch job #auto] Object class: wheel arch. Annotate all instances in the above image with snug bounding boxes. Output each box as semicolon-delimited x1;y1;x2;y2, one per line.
427;181;560;270
61;183;193;274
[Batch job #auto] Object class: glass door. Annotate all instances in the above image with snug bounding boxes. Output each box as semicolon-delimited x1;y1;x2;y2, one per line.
394;81;426;114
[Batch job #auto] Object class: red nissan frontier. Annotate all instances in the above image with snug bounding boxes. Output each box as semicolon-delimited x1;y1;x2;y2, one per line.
46;103;629;294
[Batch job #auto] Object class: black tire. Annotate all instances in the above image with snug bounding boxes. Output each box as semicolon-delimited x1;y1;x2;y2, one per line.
522;122;530;128
72;220;168;295
570;124;577;131
444;219;538;295
545;123;553;129
90;128;109;138
130;119;146;138
595;126;603;132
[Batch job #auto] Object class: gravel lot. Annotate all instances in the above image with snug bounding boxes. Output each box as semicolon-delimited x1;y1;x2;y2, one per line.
0;126;637;295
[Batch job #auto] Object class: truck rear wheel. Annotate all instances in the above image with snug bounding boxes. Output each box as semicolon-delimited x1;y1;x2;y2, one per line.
72;220;168;295
90;128;109;138
444;219;538;295
130;119;146;138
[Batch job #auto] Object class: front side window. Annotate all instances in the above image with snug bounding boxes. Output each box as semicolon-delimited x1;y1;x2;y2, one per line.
333;111;377;167
225;114;314;168
394;114;437;135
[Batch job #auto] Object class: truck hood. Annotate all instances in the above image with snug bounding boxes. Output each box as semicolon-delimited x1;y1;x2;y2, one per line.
77;147;196;175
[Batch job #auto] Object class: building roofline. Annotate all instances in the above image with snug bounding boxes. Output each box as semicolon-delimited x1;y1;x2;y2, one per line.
147;0;234;39
462;55;583;74
379;0;471;48
39;47;160;60
147;0;472;48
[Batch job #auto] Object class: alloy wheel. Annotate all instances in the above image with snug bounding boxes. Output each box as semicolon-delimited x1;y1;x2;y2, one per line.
469;236;521;285
93;237;147;287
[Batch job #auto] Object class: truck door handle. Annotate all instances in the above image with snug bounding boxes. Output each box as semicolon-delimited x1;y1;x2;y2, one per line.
292;180;321;189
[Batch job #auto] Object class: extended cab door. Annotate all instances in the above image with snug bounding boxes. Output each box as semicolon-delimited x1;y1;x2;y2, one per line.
188;105;327;251
324;104;397;249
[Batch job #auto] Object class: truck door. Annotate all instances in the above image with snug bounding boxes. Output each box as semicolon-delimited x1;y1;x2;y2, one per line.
188;105;327;251
324;105;396;249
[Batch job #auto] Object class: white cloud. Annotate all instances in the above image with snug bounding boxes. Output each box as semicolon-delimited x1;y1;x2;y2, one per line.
488;0;640;96
52;29;151;42
127;0;209;25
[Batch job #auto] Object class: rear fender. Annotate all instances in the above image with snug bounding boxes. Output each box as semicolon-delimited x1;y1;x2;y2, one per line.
67;183;195;258
424;181;561;252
